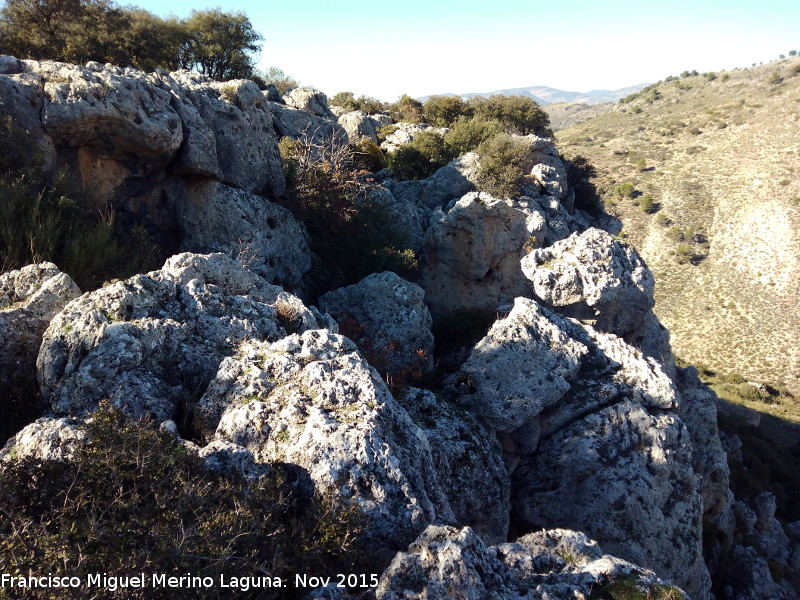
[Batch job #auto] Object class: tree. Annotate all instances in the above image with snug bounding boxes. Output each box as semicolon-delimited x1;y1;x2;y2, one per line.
422;95;471;127
389;94;424;123
470;95;552;137
179;9;262;80
256;66;298;94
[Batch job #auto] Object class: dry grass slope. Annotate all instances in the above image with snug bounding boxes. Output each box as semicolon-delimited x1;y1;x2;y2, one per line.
557;56;800;396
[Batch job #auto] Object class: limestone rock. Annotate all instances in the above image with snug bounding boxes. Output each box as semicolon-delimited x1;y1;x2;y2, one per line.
269;101;347;146
319;272;434;379
522;228;655;338
170;179;313;287
282;87;337;119
37;253;321;423
374;525;688;600
513;398;709;599
337;110;390;144
419;192;530;317
0;263;80;416
397;388;510;544
390;153;481;213
380;122;448;153
199;330;454;556
0;416;84;462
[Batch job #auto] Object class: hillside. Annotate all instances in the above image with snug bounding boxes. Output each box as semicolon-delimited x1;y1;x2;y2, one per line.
420;82;648;105
556;56;800;399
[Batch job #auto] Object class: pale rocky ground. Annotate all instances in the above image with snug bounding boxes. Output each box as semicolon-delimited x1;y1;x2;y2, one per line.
1;56;799;599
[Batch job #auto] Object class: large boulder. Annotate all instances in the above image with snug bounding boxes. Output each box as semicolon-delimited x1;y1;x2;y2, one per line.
337;110;391;144
169;179;313;287
373;525;688;600
0;416;84;462
319;272;434;380
380;122;448;153
282;87;337;119
195;329;454;557
390;152;481;213
396;388;510;544
37;253;323;424
449;297;708;598
419;192;530;317
268;101;347;146
522;228;655;337
0;264;80;432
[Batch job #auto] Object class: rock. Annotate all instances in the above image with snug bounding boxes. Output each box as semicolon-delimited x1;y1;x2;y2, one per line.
363;185;426;252
391;152;481;213
0;263;81;424
522;228;655;338
449;298;587;433
319;272;434;379
37;253;321;423
513;398;709;599
419;192;530;317
268;101;348;146
451;298;677;435
380;122;448;153
198;330;453;556
337;110;390;144
282;87;337;119
396;388;510;544
169;179;313;287
374;525;688;600
723;544;798;600
163;74;285;196
734;493;793;565
0;416;84;462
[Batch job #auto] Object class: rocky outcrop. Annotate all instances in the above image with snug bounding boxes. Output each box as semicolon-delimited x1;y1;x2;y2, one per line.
380;122;448;153
268;101;347;145
168;179;312;287
372;525;687;600
0;58;295;272
337;110;392;144
282;87;337;120
419;192;530;317
0;416;84;462
397;388;509;544
37;253;322;423
449;297;708;598
319;272;434;379
0;264;80;418
196;330;453;557
390;152;481;213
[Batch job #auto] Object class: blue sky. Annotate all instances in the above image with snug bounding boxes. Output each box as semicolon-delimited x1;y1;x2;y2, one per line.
130;0;800;100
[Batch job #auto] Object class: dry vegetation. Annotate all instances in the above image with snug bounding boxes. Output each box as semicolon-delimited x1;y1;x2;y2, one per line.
557;56;800;398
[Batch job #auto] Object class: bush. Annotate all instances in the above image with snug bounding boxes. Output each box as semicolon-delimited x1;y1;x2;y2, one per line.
674;243;696;264
0;405;364;599
350;138;387;172
330;92;386;114
388;94;424;124
423;95;471;127
639;193;655;213
279;131;416;287
475;133;531;198
470;95;552;137
614;182;635;198
443;116;503;155
565;155;602;213
257;66;298;94
388;131;455;181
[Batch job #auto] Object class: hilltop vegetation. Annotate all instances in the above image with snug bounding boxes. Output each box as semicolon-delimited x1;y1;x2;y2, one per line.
556;54;800;397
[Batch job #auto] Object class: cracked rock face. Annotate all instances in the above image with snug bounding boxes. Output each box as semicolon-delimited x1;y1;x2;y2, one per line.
396;388;510;545
0;263;81;419
449;297;708;598
419;192;530;317
37;253;321;423
522;227;655;337
319;272;434;379
197;329;454;557
373;525;688;600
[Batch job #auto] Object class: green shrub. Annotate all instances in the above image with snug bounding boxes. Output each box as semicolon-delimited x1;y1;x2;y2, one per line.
635;157;647;171
388;94;424;123
330;91;386;114
475;133;531;198
639;193;655;213
423;95;471;127
350;138;387;172
443;116;503;155
614;182;635;198
388;131;455;180
674;243;696;264
469;95;552;137
0;405;365;599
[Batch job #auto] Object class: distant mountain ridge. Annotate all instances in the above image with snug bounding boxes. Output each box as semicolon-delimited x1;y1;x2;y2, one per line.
420;83;650;105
